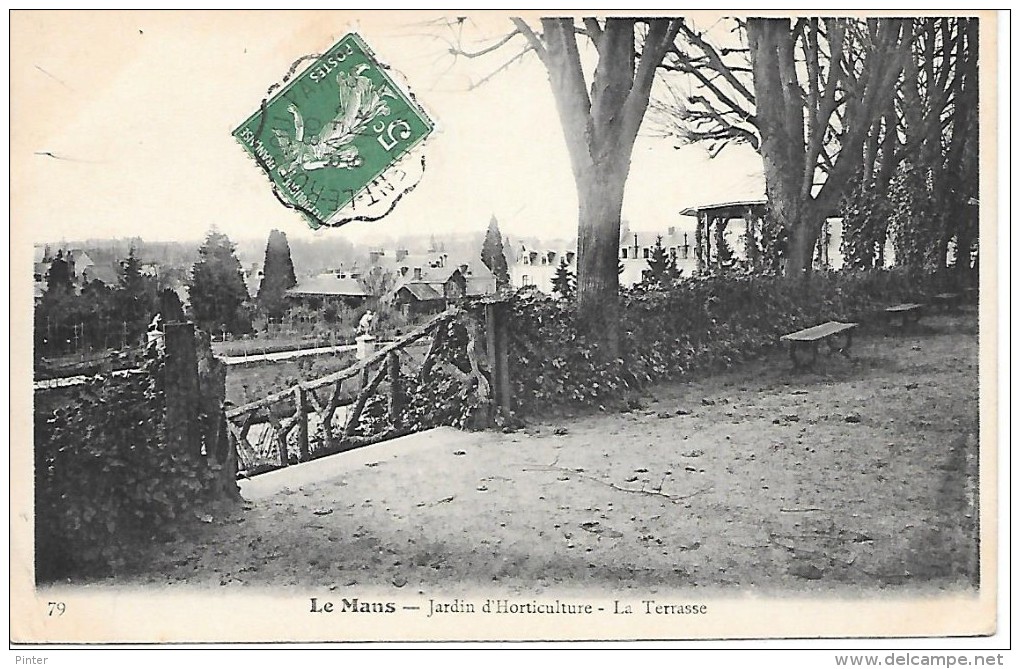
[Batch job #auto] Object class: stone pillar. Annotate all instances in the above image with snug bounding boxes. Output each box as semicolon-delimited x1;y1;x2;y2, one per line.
195;327;239;498
356;334;377;361
485;301;512;415
387;351;402;428
164;322;201;458
695;213;705;273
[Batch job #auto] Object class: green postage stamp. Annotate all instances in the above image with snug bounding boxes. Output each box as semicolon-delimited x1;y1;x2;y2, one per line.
234;33;434;229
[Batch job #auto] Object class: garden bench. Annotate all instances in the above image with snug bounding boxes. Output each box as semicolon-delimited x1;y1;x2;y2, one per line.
885;303;924;330
932;292;961;312
780;321;857;370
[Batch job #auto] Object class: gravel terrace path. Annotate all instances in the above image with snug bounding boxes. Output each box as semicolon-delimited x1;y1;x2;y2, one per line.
81;311;981;596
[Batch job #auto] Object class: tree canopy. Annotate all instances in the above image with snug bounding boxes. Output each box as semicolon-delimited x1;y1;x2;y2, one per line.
188;230;252;336
256;229;298;322
448;17;684;355
481;215;511;289
652;17;913;276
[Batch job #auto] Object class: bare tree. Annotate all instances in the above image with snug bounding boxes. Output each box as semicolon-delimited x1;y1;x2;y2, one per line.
891;17;979;272
652;17;911;276
447;17;682;356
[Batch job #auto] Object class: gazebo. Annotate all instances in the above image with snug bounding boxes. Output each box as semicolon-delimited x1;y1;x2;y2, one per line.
679;199;769;272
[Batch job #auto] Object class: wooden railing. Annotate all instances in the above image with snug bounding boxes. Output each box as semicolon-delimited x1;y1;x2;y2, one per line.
225;305;508;476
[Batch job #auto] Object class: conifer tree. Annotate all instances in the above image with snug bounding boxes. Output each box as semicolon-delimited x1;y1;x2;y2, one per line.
188;229;252;336
480;215;511;289
117;246;157;342
257;229;298;322
551;257;576;300
645;236;679;285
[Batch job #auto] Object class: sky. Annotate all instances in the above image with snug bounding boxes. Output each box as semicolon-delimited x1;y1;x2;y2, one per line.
12;11;767;247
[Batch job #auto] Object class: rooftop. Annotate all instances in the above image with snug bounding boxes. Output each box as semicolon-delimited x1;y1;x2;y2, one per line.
397;282;443;301
679;199;768;218
286;273;369;297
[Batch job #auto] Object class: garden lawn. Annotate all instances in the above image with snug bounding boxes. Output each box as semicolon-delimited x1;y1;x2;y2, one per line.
79;311;981;595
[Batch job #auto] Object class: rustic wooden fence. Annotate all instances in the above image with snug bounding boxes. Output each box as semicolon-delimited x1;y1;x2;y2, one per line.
225;301;512;477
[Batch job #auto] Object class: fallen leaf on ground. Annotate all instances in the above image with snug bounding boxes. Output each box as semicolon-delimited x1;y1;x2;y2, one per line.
789;562;824;580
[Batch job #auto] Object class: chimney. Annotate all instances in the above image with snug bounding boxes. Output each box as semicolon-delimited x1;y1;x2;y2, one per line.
413;267;422;280
459;263;469;275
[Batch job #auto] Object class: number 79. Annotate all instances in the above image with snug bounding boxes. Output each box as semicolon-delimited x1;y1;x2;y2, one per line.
47;602;65;616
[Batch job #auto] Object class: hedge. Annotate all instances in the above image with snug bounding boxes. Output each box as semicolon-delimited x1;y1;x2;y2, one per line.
34;354;227;581
506;268;959;415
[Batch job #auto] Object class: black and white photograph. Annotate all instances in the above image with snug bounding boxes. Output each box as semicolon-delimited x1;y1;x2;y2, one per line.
10;9;1002;652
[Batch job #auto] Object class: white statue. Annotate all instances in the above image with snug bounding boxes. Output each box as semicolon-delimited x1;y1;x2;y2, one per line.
357;310;375;337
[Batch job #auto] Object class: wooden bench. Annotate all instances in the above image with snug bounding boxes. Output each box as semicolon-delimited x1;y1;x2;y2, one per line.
780;321;857;370
932;292;961;312
885;303;924;329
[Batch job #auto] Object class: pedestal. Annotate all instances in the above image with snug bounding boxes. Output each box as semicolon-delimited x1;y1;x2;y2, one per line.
356;334;377;361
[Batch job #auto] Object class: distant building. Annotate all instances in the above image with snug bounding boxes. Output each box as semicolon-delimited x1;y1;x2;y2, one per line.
285;270;371;309
81;262;121;287
381;248;496;317
509;246;577;294
243;263;263;299
65;249;95;283
508;224;700;293
618;225;699;286
33;248;118;300
391;282;445;318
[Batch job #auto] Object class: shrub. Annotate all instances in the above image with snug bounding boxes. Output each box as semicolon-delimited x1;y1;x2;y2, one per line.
34;354;225;580
506;268;950;414
343;316;488;439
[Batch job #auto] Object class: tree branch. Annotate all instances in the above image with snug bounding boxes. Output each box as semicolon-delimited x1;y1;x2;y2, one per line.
510;17;548;64
583;17;604;47
450;28;523;59
622;18;683;142
677;20;756;105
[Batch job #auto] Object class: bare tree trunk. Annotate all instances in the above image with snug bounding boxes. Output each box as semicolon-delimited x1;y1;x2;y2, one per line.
503;18;681;358
576;163;627;354
748;17;907;278
749;19;809;278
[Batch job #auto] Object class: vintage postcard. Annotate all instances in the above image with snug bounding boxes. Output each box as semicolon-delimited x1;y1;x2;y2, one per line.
11;10;1001;647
